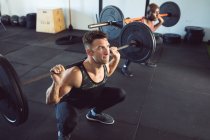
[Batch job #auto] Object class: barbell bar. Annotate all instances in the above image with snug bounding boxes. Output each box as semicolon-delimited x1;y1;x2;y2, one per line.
88;21;123;29
89;1;180;32
160;13;169;17
124;13;172;24
89;13;171;29
125;13;171;20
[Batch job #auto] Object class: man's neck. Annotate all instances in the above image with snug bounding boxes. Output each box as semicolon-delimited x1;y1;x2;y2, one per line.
84;57;103;74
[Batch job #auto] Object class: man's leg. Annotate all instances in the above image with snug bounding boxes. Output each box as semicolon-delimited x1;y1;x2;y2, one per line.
121;59;134;77
55;102;78;140
141;35;163;68
86;87;126;124
142;59;157;68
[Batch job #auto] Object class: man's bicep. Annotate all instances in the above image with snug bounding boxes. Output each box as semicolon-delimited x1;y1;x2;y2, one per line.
107;63;117;77
59;66;82;96
58;70;74;98
59;84;72;98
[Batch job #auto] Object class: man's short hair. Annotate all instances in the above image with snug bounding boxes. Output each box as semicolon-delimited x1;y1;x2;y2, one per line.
82;30;107;49
148;3;159;14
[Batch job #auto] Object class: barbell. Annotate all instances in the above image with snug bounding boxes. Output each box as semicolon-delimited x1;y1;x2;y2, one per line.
88;1;181;40
89;12;178;28
0;24;154;126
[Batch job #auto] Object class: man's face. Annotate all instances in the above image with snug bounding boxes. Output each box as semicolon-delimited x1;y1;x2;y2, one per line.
90;38;110;64
149;8;160;21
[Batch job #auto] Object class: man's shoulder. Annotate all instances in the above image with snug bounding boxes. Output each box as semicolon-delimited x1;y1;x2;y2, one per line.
62;66;82;87
66;66;82;77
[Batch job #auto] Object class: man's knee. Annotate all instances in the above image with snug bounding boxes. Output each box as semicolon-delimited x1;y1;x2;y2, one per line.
155;36;163;45
115;88;126;102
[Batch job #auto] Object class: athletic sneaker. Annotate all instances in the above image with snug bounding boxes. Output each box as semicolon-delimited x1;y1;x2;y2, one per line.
121;67;134;77
86;110;115;125
58;131;71;140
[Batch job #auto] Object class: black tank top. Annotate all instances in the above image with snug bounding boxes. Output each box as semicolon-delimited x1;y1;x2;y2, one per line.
60;60;109;102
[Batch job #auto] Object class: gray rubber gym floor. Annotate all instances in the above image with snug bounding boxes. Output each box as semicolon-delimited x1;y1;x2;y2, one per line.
0;26;210;140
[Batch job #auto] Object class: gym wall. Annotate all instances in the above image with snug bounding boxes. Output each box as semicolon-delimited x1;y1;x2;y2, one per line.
0;0;210;41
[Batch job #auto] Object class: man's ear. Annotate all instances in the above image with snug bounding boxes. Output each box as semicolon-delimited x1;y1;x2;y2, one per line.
86;48;94;56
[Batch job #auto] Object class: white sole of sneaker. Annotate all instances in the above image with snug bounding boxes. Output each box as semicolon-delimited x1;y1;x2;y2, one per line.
86;114;115;125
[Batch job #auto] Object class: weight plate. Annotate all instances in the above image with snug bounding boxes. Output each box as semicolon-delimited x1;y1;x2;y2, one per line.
160;2;181;27
0;54;28;126
100;5;124;41
119;22;156;63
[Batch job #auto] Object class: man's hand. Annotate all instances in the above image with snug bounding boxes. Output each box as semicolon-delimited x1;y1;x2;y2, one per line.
107;47;121;76
50;64;65;86
158;15;164;24
110;47;120;60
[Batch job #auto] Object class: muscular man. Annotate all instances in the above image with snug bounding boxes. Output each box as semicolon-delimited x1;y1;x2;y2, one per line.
121;3;164;77
46;30;126;140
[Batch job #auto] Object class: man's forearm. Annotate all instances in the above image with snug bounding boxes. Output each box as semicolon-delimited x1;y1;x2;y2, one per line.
154;18;164;31
108;56;120;76
46;82;61;104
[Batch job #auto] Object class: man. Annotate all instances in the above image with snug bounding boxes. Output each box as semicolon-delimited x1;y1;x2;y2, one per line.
121;3;164;77
46;30;126;140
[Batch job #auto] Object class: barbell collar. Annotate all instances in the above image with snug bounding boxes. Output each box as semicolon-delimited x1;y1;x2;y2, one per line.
88;22;111;29
88;21;123;29
117;45;129;51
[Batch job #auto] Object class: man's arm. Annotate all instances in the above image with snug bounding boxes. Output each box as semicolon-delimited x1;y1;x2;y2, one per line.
46;81;72;105
46;82;62;104
46;66;81;105
107;47;120;77
46;65;72;105
154;15;164;31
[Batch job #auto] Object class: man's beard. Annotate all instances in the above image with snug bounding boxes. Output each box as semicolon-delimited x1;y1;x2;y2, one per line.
92;56;109;65
148;15;157;21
